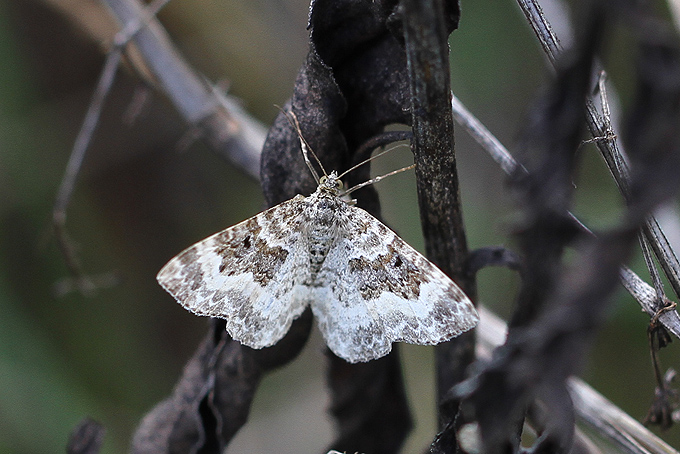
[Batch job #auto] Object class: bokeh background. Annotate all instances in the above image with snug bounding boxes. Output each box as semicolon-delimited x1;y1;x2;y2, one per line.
1;0;680;452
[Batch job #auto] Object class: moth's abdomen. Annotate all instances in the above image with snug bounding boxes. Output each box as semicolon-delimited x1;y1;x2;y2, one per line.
308;228;333;275
305;196;341;280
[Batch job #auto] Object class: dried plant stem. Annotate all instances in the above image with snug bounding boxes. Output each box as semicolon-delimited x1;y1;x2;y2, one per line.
451;92;680;339
52;0;170;293
477;307;680;454
102;0;265;178
402;0;476;421
54;0;267;292
515;0;680;328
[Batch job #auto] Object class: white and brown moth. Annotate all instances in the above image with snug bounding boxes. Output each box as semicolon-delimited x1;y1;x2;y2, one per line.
157;123;478;363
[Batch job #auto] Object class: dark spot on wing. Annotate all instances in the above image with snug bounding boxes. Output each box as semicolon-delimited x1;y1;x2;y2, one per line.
212;213;290;286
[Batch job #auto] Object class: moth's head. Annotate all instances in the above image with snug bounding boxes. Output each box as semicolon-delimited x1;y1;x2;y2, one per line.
318;171;344;197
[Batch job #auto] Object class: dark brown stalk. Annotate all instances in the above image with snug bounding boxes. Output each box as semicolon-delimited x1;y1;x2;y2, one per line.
401;0;476;425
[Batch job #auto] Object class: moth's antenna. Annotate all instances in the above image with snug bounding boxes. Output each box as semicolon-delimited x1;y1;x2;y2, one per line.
277;107;326;183
289;111;327;180
338;143;407;180
344;163;416;195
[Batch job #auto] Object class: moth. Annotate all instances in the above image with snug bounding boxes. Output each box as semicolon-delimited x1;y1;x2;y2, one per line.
157;118;478;363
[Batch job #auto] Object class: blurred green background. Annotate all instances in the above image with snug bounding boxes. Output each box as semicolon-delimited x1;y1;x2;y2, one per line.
1;0;679;452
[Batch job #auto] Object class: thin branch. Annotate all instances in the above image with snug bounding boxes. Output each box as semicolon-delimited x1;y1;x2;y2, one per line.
450;94;526;176
592;73;669;313
516;0;561;65
639;234;666;305
55;0;171;215
53;50;121;225
52;47;121;292
619;267;680;339
643;217;680;303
